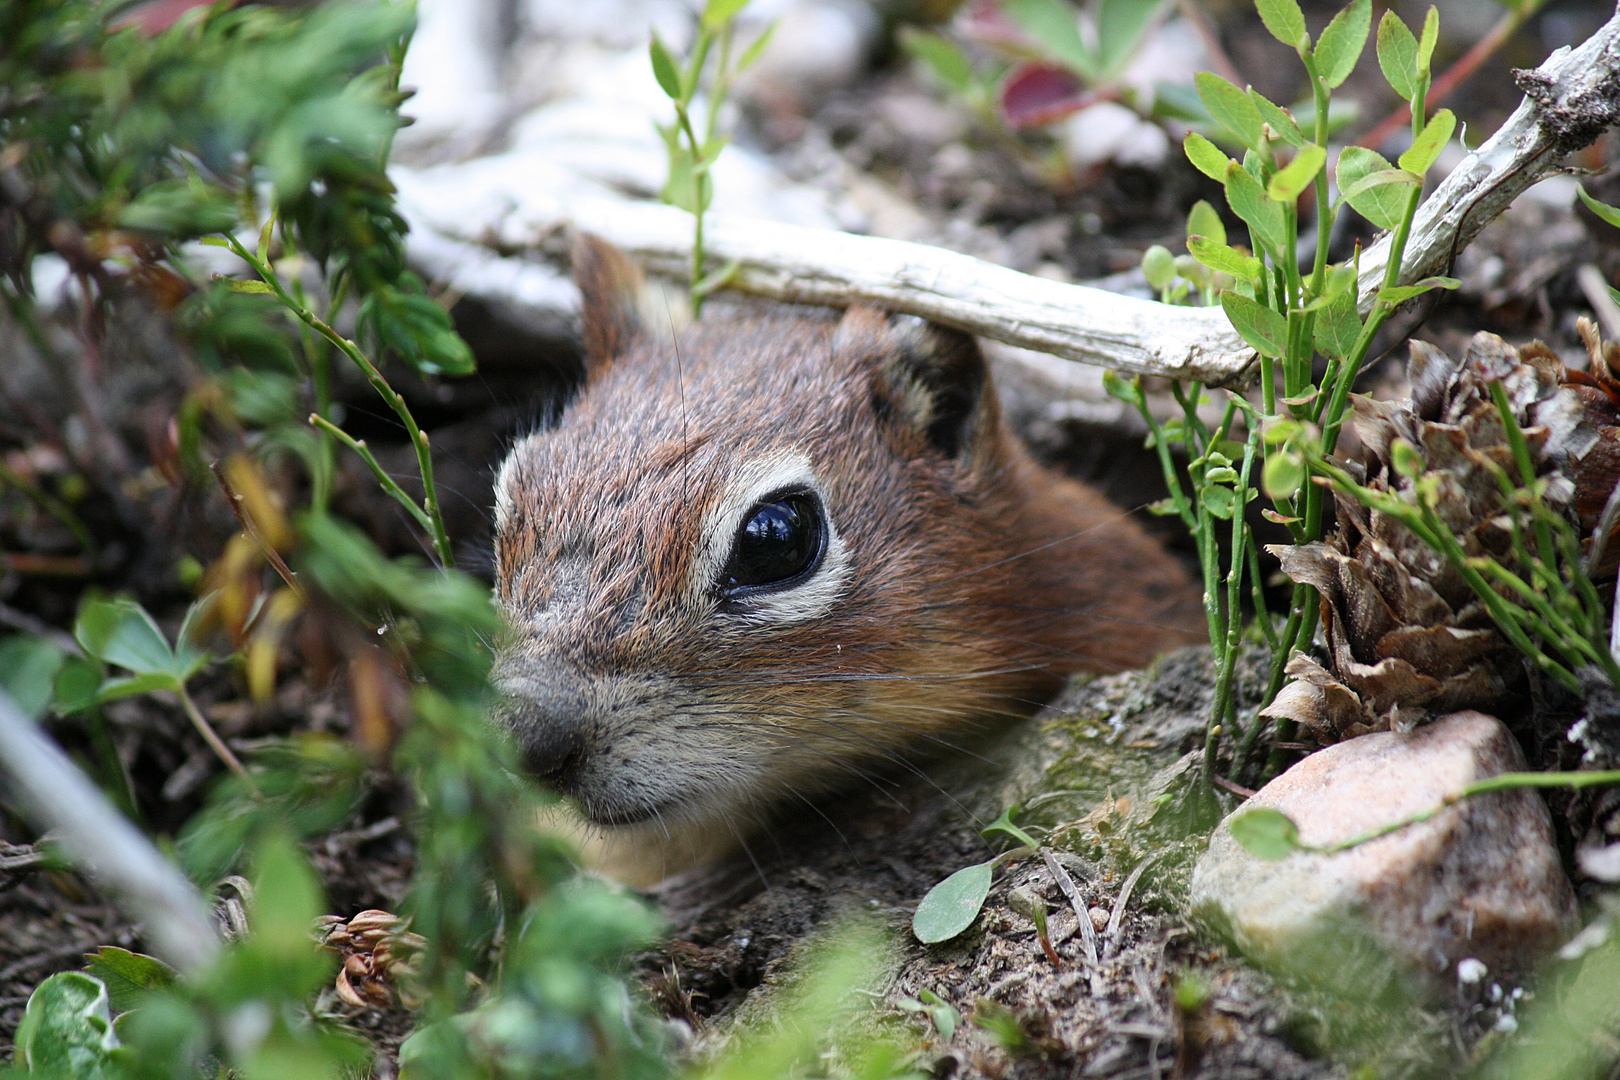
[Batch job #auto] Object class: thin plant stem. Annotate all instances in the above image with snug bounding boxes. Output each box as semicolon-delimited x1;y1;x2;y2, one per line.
176;684;259;796
220;233;454;568
308;413;433;533
1314;768;1620;854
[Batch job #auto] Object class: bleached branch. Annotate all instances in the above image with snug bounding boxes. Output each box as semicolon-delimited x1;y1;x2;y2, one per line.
0;689;220;975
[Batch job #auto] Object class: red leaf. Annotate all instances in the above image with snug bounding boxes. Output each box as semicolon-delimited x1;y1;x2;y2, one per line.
1001;62;1090;128
116;0;237;36
964;0;1034;53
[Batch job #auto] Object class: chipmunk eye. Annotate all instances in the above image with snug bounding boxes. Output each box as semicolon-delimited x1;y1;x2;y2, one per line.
723;490;825;592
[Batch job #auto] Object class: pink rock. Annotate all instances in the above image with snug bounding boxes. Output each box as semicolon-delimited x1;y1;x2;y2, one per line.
1191;712;1576;992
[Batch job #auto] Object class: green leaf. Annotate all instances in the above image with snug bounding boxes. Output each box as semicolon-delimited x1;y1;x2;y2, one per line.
701;0;751;32
1262;452;1305;500
250;830;329;976
649;33;682;100
96;672;182;702
1416;5;1439;75
1399;108;1455;174
83;947;178;1013
1196;71;1265;151
173;594;215;681
1313;0;1371;89
1256;0;1309;53
1390;438;1426;479
355;277;478;377
1335;146;1411;230
1142;244;1176;290
1267;144;1326;202
1186;199;1226;247
117;180;238;237
1188;236;1261;281
736;21;778;75
256;215;274;264
981;804;1039;849
1183;131;1232;181
53;656;103;714
1296;262;1358;312
1376;10;1419;101
75;598;177;678
1313;288;1362;359
1201;484;1237;519
913;861;994;943
16;972;120;1078
226;278;274;294
1223;160;1286;258
898;28;972;91
0;635;66;720
693;258;743;299
1174;254;1210;288
1229;807;1303;860
919;989;960;1040
1097;0;1170;77
1377;276;1458;305
1250;90;1304;147
1337;166;1419;205
1577;185;1620;229
1221;291;1287;358
664;147;701;213
1102;369;1142;406
1002;0;1097;79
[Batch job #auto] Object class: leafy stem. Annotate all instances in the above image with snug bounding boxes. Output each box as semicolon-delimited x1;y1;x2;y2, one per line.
216;233;454;569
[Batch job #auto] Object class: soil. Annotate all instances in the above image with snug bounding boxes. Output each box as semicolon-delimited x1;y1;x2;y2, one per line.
635;648;1511;1080
2;2;1618;1076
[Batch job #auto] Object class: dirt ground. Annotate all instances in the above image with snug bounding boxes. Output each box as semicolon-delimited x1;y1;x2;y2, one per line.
3;1;1620;1075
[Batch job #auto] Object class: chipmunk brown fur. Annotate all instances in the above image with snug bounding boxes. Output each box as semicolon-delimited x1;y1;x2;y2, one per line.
490;237;1202;871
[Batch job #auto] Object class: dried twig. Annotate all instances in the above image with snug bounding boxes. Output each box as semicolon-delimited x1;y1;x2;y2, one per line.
0;688;220;975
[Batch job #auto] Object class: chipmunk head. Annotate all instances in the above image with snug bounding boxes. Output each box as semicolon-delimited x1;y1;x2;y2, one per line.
489;237;1204;844
489;235;1048;836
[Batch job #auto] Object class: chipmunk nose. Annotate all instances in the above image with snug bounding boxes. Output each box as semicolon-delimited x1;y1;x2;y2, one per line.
490;662;590;786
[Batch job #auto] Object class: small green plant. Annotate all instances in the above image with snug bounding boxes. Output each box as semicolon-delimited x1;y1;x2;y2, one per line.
1117;0;1461;787
911;805;1043;944
895;988;960;1041
649;0;772;317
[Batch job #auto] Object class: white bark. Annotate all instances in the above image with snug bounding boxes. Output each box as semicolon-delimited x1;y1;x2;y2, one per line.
0;690;219;975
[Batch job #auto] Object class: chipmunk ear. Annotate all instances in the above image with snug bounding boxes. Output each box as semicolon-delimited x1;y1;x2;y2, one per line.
837;307;990;460
571;233;646;371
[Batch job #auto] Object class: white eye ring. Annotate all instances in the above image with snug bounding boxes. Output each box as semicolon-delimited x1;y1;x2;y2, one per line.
689;451;851;624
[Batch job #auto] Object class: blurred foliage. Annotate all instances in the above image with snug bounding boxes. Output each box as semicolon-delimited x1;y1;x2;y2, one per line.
0;1;667;1076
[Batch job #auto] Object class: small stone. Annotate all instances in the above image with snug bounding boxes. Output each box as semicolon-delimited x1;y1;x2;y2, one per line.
1190;712;1576;994
1056;101;1169;172
1088;906;1109;933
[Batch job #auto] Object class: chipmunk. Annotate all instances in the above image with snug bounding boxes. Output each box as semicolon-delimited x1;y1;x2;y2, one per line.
490;237;1203;876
